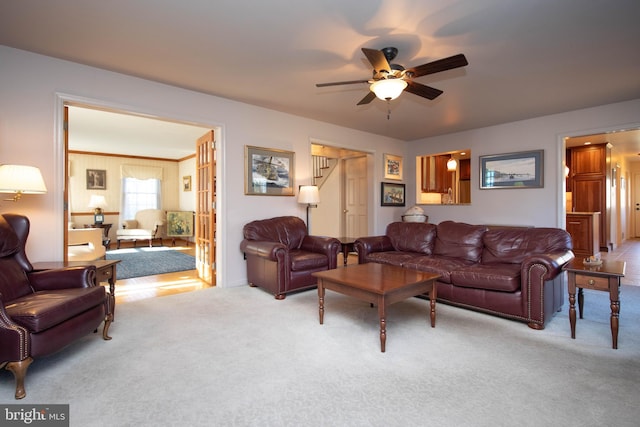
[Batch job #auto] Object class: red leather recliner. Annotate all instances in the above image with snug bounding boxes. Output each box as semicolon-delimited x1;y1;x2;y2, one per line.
240;216;341;299
0;214;112;399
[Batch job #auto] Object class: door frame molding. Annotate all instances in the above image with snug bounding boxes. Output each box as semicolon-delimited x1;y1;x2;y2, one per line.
557;120;640;244
53;92;226;285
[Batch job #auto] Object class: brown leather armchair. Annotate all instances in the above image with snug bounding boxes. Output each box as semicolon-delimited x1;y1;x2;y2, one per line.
0;214;112;399
240;216;341;299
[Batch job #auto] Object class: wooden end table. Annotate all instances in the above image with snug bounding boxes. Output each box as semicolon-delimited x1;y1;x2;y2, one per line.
313;263;440;352
32;259;121;327
563;259;626;349
336;237;357;266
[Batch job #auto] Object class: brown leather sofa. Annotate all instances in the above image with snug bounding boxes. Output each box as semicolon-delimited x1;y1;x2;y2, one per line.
241;216;341;299
354;221;574;329
0;214;112;399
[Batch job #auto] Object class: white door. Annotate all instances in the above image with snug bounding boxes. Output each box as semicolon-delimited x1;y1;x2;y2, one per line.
344;156;368;237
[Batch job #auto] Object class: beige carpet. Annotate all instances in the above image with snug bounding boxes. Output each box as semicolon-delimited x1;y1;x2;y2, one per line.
1;284;639;426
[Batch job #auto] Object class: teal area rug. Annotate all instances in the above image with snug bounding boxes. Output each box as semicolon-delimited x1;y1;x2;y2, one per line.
105;247;195;280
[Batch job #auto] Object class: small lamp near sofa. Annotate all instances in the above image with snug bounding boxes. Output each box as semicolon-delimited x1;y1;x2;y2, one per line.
0;164;47;201
88;195;107;224
298;185;320;231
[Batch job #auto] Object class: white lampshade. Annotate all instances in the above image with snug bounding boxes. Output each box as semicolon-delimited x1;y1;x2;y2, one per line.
370;79;408;100
447;158;457;171
0;164;47;201
88;195;108;211
298;185;320;205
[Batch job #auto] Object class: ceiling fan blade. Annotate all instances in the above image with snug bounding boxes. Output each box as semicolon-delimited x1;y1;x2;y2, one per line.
361;48;391;74
316;79;369;88
406;54;468;78
405;81;443;100
356;91;376;105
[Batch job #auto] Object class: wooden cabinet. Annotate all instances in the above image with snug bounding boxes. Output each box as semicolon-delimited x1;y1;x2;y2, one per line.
568;144;611;251
566;212;600;260
421;155;452;193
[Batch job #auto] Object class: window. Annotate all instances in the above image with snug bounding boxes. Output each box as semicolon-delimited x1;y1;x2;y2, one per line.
121;177;161;220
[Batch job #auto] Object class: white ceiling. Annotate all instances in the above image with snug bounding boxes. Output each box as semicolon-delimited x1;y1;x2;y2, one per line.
2;0;640;159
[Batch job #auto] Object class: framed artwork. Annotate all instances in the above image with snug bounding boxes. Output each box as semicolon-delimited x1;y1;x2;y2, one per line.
381;182;406;206
183;175;192;191
479;150;544;189
245;145;295;196
166;211;194;237
383;153;403;180
86;169;106;190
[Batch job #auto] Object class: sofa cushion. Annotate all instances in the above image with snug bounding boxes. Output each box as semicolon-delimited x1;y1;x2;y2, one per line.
6;286;106;333
290;250;327;271
365;251;424;266
433;221;488;262
385;222;437;254
450;263;521;292
403;256;474;284
482;227;573;264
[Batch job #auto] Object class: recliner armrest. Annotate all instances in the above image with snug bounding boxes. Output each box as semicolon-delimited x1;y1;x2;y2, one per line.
240;240;287;262
27;266;97;291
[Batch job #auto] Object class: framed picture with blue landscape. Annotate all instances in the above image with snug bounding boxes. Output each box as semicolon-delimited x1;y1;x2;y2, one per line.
479;150;544;189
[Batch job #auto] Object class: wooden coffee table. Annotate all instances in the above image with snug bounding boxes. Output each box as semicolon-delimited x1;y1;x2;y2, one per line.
313;263;440;352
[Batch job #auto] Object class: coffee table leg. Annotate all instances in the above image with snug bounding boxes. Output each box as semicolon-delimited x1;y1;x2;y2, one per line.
318;281;325;325
378;300;386;353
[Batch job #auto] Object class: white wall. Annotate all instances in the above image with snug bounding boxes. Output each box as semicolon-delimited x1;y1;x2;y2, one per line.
407;99;640;228
0;46;404;287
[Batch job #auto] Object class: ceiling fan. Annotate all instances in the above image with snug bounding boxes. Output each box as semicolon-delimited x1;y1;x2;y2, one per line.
316;47;468;105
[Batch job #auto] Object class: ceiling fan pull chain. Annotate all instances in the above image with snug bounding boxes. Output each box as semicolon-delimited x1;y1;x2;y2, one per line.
387;99;391;120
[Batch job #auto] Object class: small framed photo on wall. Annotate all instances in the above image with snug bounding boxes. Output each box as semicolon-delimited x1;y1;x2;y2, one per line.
183;175;192;191
383;153;403;180
86;169;106;190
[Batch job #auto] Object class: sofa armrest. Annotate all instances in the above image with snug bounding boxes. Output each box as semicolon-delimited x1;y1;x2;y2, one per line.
27;266;97;291
522;250;575;281
240;240;287;262
354;235;394;264
300;236;341;269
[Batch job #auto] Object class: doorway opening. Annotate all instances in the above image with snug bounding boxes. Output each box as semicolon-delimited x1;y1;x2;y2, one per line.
309;143;372;239
60;99;220;301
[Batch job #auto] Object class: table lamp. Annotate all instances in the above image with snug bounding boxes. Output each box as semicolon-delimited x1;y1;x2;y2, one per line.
88;195;107;224
298;185;320;231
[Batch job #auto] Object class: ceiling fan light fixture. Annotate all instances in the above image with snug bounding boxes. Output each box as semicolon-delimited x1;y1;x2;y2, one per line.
370;78;407;100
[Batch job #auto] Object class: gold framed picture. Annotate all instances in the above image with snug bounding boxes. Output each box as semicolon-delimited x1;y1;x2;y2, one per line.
383;153;403;180
244;145;295;196
183;175;192;191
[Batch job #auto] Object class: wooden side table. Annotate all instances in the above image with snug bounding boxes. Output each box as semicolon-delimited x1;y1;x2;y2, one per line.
85;223;113;248
563;259;626;349
336;237;357;266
